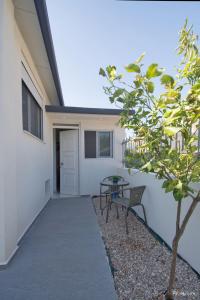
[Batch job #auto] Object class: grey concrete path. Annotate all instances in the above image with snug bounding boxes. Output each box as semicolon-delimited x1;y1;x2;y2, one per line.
0;197;117;300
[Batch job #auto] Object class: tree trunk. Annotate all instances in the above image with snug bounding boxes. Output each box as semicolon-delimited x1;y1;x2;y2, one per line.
165;237;179;300
165;197;199;300
165;200;181;300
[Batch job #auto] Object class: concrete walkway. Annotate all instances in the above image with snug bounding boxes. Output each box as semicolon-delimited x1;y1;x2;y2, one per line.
0;197;117;300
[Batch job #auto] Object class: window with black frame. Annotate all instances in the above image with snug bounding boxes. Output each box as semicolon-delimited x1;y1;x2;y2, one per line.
22;81;43;140
84;130;113;158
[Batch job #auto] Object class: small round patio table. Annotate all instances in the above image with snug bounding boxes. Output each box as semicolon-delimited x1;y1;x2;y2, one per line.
100;179;129;213
100;179;129;191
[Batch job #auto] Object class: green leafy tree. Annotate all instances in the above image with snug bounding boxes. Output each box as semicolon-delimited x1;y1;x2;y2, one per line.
99;20;200;300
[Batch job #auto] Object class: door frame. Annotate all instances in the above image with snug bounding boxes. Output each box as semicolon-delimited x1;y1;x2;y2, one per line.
53;124;80;195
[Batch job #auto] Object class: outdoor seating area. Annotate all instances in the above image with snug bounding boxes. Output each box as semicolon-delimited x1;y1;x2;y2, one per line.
94;195;200;300
96;175;147;234
91;175;200;299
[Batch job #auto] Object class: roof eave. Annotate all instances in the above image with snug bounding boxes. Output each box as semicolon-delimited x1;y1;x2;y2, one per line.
45;105;134;116
34;0;64;106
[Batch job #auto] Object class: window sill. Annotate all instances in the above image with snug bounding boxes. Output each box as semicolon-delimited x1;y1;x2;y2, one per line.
23;130;45;144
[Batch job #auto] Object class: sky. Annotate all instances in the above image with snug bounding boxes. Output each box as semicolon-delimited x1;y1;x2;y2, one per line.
46;0;200;108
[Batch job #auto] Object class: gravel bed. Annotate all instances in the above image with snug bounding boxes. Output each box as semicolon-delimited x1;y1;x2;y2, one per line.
94;198;200;300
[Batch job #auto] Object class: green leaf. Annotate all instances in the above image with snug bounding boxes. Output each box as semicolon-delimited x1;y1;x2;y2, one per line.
109;96;114;103
99;68;106;77
163;179;182;193
134;80;141;88
125;63;140;73
146;64;163;79
136;52;145;64
106;65;116;80
163;110;172;118
141;161;152;172
173;189;184;201
162;180;169;189
113;89;124;98
162;180;175;192
192;82;200;91
146;81;154;93
175;180;183;190
116;97;124;103
164;126;181;136
161;74;175;87
134;75;143;88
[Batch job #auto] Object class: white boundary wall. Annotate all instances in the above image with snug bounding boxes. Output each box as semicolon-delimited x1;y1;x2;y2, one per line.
118;168;200;274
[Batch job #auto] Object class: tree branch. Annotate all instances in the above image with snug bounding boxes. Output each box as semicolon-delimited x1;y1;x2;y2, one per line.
177;196;199;241
176;201;182;232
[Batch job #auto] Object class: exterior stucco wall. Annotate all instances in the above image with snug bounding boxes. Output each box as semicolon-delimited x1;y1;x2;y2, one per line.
79;119;125;195
0;0;19;264
0;0;6;263
50;114;125;195
117;168;200;274
0;0;53;264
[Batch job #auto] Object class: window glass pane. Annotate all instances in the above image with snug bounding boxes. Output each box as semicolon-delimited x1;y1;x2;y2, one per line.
22;83;28;131
30;96;37;136
30;95;42;139
98;132;112;157
85;131;96;158
22;81;42;139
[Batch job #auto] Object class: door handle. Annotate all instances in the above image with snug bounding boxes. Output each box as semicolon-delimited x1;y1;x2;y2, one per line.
60;162;64;167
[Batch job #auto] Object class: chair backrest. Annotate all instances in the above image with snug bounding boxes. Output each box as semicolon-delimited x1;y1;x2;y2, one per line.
129;186;146;207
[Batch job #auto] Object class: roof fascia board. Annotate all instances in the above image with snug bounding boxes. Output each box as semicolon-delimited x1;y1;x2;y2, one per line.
45;105;134;116
34;0;64;106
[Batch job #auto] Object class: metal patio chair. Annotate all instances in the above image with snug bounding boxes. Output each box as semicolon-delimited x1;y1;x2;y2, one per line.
106;185;147;234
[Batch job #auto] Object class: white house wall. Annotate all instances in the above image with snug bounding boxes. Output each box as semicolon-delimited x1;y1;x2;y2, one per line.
0;0;19;265
50;114;125;195
117;168;200;274
80;118;125;195
0;0;53;265
0;0;5;263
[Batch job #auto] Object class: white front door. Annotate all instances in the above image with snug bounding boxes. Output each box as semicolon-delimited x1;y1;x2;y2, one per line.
60;130;79;195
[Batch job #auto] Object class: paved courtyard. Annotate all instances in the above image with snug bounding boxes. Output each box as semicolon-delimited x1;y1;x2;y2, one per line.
0;197;117;300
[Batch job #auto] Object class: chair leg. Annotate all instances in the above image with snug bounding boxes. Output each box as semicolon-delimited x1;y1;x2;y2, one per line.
125;208;129;234
101;194;108;216
106;203;110;223
126;208;129;217
91;196;97;215
100;195;104;216
115;203;119;219
100;189;102;211
141;204;147;224
109;199;112;210
121;187;124;210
